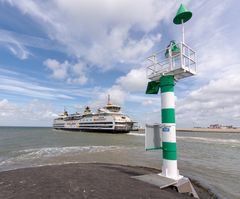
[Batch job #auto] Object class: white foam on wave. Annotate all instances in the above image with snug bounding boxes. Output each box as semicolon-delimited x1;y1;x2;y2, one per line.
128;132;145;137
177;136;240;145
20;145;123;158
0;146;124;166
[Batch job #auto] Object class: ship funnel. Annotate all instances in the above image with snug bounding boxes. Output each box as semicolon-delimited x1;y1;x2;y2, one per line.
107;94;112;105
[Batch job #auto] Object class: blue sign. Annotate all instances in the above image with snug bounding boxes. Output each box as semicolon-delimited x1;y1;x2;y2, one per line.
162;127;170;132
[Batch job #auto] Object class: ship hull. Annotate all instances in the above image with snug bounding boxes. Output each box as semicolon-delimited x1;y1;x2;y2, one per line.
53;114;133;134
53;128;131;133
53;100;134;134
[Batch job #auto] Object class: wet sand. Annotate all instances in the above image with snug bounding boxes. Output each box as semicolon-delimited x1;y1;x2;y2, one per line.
0;163;215;199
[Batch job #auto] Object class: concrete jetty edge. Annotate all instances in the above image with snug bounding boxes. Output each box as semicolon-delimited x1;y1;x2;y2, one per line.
0;163;217;199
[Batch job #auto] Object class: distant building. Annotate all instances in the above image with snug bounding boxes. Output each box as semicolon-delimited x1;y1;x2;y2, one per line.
209;124;221;129
209;124;235;129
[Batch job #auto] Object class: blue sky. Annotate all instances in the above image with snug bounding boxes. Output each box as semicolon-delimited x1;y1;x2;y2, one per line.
0;0;240;127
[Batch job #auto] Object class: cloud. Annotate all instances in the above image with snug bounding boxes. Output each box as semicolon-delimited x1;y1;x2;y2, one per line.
0;68;103;101
89;85;128;108
0;99;17;116
116;67;148;92
162;0;240;127
44;59;69;80
128;95;159;106
44;59;88;85
176;64;240;127
2;0;240;128
0;28;31;59
0;28;64;60
67;62;88;85
7;43;30;59
0;99;57;126
0;35;32;59
142;99;153;106
0;70;74;100
0;28;64;52
3;0;177;69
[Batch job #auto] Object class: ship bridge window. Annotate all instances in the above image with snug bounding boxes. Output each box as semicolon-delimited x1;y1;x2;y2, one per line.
106;106;121;112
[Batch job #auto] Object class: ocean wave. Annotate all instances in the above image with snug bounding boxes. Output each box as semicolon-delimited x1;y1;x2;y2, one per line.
128;132;145;137
20;145;123;157
177;136;240;145
0;146;124;166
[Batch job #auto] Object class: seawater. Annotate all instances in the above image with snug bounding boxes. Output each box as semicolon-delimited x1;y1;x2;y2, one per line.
0;127;239;199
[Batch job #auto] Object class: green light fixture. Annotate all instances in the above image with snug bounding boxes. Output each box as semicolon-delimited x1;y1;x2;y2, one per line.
173;4;192;24
146;81;160;94
173;4;192;43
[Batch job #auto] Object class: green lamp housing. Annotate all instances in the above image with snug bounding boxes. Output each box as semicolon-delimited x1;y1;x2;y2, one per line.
146;81;160;94
165;40;180;58
173;4;192;24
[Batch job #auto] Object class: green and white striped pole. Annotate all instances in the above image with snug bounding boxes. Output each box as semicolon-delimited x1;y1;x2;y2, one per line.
159;75;179;180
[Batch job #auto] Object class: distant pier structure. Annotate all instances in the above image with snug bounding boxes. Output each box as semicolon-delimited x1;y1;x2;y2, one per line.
139;4;199;198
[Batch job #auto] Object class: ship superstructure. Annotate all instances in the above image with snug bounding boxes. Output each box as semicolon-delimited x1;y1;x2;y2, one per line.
53;96;134;133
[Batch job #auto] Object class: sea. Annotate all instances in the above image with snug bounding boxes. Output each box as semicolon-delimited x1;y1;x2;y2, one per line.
0;127;239;199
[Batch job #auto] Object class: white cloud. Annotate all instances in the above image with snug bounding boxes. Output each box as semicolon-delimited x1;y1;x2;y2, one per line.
44;59;88;85
116;67;148;92
0;99;17;116
91;85;128;108
142;99;153;106
44;59;69;79
0;28;64;53
0;99;57;126
0;68;102;101
7;43;30;59
161;0;240;127
176;65;240;127
68;62;88;85
0;70;74;100
3;0;177;69
0;28;32;59
2;0;240;128
119;34;162;64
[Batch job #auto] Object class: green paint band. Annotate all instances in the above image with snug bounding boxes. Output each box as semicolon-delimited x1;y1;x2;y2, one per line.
161;85;174;93
162;142;176;151
159;76;174;93
163;151;177;160
162;142;177;160
159;75;174;87
162;108;175;123
146;147;162;151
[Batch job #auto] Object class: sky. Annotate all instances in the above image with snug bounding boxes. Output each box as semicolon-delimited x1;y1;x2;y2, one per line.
0;0;240;127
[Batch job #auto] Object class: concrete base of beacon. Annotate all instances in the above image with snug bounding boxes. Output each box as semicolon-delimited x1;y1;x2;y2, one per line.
132;173;199;198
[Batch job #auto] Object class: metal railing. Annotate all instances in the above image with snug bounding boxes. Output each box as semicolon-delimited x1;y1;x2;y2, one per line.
146;42;196;80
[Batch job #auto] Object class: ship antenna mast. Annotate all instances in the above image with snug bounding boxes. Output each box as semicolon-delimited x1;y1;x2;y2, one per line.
107;94;111;105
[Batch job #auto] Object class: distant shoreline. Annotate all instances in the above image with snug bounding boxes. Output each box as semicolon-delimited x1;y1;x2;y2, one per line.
136;127;240;133
177;128;240;133
1;126;240;133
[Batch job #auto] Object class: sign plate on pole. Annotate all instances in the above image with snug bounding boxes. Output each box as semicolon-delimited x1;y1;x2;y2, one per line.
145;124;162;150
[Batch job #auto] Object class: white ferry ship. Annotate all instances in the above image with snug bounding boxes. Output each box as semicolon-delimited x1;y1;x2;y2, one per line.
53;96;134;133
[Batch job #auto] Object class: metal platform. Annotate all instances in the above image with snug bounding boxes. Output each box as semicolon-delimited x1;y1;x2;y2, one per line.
132;173;177;189
132;174;199;198
146;42;196;81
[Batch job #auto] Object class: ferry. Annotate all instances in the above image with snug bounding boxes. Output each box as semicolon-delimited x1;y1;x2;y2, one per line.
53;96;134;133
